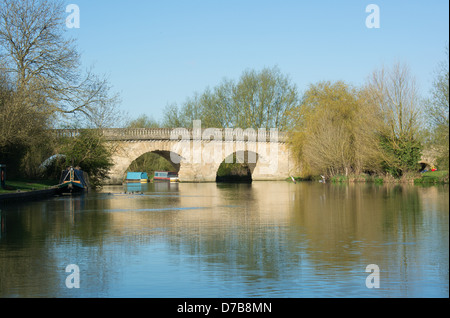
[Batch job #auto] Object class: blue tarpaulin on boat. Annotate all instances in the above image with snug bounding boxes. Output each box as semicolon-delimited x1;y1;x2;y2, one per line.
126;172;148;180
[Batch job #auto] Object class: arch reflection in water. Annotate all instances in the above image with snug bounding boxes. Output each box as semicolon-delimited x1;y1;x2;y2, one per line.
0;182;447;297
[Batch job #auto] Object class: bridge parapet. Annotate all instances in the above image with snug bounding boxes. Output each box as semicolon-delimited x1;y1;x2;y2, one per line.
54;128;288;142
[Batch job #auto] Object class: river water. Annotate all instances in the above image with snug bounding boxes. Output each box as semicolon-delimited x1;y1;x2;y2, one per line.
0;181;448;298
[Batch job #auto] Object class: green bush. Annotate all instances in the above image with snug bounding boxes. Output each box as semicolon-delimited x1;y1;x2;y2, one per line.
380;135;422;178
59;129;114;189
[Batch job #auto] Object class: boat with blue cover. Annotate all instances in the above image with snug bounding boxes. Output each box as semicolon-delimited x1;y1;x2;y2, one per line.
125;172;149;183
153;171;179;183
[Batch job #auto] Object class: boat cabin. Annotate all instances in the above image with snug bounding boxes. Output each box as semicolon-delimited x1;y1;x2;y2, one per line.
125;172;149;183
58;167;88;193
153;171;179;183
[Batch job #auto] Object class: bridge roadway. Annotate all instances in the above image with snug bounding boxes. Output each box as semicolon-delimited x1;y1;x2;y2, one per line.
55;128;296;184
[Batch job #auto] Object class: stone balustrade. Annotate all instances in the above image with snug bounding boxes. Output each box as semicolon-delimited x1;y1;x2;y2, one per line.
54;128;288;142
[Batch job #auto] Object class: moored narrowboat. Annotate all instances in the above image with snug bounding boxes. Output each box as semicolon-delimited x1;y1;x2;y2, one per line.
153;171;179;183
57;167;88;194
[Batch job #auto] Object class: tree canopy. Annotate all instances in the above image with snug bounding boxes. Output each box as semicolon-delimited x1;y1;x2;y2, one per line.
162;66;299;130
288;81;384;177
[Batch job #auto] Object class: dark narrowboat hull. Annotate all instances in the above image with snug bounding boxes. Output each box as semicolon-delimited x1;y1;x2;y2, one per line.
57;181;85;194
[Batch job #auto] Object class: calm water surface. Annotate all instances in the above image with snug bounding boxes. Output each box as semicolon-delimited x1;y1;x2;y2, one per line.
0;182;448;298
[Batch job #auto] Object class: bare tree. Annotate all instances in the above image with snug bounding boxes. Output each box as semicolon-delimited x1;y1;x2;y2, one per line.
368;62;422;141
0;0;77;90
0;0;118;120
0;0;121;177
426;46;449;168
367;63;423;174
428;46;449;129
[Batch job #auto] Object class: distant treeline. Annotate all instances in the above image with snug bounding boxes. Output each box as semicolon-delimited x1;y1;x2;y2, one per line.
129;53;449;180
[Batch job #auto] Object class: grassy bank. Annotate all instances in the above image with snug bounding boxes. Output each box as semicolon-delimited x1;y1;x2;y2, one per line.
287;171;449;185
330;171;449;184
413;170;449;185
0;179;58;194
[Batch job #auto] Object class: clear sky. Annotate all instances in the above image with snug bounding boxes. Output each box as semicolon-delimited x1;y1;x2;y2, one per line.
65;0;449;123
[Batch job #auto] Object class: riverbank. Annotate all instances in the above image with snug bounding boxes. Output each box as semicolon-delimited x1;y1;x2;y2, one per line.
0;187;59;203
0;179;60;203
0;179;58;194
413;170;449;185
288;170;449;185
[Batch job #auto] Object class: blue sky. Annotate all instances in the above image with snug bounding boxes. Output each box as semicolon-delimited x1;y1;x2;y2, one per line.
66;1;449;122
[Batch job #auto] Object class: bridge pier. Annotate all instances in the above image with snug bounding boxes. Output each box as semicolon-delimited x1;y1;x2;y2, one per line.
177;163;220;182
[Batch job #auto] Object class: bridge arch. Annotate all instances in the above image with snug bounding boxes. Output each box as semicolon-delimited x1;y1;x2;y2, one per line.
124;150;182;181
418;160;434;172
107;140;185;184
216;150;260;182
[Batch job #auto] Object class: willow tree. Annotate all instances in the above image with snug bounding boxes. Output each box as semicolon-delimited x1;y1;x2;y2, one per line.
288;81;384;178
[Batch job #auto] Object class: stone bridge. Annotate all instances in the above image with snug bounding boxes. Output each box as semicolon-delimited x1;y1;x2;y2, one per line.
56;127;297;184
419;148;439;171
